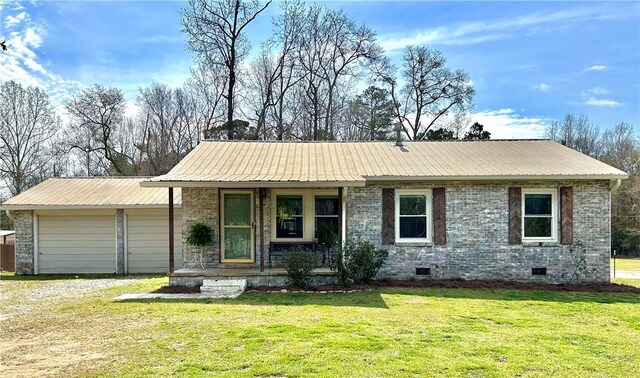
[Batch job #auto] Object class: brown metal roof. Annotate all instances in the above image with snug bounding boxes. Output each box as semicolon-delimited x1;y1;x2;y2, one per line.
141;140;628;187
2;177;181;210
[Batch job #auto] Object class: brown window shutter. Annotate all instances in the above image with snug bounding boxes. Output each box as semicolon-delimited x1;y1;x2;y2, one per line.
508;187;522;244
432;188;446;245
560;187;573;245
381;188;395;245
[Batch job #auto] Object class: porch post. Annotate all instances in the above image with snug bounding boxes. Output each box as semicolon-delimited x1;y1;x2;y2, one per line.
338;187;343;246
259;188;265;272
168;187;174;274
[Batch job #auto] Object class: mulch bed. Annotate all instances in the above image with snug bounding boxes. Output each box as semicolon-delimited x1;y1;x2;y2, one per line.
154;279;640;294
153;285;201;294
251;279;640;294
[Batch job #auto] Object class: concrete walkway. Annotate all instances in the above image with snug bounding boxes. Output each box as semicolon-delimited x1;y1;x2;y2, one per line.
612;271;640;279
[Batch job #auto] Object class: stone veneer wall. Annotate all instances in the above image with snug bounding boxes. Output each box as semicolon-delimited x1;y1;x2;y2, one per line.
13;210;34;274
346;181;611;283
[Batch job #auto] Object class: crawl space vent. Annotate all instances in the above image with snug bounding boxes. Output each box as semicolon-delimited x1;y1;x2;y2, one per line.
532;267;547;276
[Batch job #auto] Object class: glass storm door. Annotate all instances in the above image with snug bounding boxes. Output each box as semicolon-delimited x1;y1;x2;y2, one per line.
221;191;254;263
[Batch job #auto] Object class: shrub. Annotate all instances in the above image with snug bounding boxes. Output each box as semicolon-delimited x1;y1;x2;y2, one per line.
283;249;316;289
330;241;389;286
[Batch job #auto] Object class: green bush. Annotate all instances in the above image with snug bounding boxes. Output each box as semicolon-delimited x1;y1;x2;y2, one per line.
186;223;214;247
330;241;389;286
283;249;316;289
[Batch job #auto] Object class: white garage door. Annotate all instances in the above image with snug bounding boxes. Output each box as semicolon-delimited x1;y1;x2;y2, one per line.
126;210;182;273
38;214;116;274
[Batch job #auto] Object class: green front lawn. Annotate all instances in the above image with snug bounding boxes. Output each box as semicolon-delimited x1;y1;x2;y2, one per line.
1;277;639;377
611;257;640;271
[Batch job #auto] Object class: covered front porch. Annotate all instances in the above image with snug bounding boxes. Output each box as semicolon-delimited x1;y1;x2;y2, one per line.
159;184;355;287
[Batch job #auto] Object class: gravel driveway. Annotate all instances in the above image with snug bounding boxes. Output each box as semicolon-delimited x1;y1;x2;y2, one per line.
0;276;146;320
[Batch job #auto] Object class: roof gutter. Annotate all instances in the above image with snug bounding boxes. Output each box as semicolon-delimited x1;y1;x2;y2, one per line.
139;180;366;188
364;174;629;182
0;204;183;211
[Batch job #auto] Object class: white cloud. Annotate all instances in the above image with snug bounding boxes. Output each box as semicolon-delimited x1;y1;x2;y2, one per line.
584;65;608;72
471;109;550;139
586;87;609;95
379;7;631;52
532;83;552;92
5;11;27;27
0;2;83;112
584;98;623;107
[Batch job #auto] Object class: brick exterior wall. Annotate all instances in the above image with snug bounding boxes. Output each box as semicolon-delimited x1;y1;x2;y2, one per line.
182;187;219;267
181;181;611;282
13;210;34;274
346;181;611;283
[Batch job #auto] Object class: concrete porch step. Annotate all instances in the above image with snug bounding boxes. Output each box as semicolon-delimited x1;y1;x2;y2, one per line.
200;278;247;298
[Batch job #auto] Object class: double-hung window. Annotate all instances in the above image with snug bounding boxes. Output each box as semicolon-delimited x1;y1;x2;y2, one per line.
272;190;339;241
522;189;557;242
315;196;339;242
275;195;304;238
395;190;432;242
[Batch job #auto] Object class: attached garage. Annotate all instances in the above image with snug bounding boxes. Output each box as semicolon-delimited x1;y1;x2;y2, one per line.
37;211;117;274
3;178;182;275
126;209;182;273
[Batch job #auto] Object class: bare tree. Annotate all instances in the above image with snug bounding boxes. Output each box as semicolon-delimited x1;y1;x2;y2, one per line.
66;85;134;175
544;114;602;157
600;122;638;174
376;46;475;140
181;0;272;131
293;4;381;140
186;62;228;140
0;81;59;195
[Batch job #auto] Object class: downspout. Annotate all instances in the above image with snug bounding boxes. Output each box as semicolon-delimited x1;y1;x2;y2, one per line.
609;178;621;279
609;178;621;192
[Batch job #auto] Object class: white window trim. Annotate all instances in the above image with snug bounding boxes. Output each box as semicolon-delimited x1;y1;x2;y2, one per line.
271;189;338;242
521;188;558;243
395;189;432;243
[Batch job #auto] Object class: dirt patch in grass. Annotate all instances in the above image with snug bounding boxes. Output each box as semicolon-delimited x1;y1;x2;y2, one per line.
252;279;640;293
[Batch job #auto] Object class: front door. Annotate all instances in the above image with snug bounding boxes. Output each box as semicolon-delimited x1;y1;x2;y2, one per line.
221;190;254;263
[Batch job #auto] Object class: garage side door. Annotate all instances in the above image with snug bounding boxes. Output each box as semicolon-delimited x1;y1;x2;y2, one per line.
127;211;182;273
39;215;116;274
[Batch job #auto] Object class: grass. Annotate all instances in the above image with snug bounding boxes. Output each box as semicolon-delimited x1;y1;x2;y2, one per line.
1;276;639;377
611;257;640;271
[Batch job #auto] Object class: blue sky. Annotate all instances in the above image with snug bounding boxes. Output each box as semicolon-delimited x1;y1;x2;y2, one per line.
0;0;638;138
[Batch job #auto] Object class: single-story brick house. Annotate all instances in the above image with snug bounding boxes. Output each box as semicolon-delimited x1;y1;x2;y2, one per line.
3;139;628;284
138;139;626;284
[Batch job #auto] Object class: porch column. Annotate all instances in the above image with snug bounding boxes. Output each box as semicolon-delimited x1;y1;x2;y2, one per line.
338;187;343;246
259;188;265;272
169;187;174;274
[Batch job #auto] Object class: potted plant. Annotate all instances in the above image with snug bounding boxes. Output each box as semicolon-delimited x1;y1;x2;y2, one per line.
186;223;214;269
316;222;339;266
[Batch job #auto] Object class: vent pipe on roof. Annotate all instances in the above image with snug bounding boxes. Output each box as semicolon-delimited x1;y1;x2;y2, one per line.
394;123;403;146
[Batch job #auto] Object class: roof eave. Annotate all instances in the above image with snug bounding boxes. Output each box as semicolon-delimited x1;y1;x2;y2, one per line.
363;174;629;182
0;204;183;211
139;180;366;188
